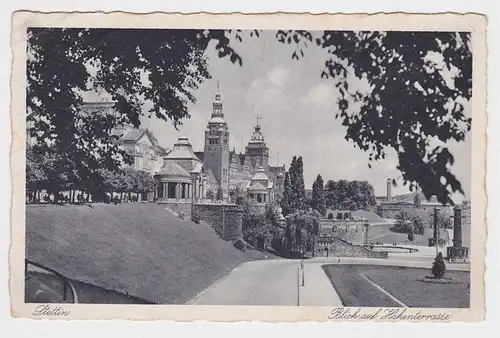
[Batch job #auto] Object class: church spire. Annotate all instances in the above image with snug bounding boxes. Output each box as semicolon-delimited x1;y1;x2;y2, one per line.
212;81;223;117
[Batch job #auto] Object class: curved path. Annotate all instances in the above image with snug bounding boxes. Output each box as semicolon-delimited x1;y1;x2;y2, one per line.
188;255;469;306
189;259;341;306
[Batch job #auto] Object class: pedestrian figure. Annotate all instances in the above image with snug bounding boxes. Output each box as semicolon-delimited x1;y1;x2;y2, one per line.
326;247;329;257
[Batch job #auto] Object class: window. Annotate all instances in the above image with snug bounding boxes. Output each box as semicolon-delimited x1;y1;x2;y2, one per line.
167;183;176;198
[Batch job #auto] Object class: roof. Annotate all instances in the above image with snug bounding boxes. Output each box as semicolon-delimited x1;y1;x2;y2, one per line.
252;166;269;181
194;151;205;161
229;152;246;167
209;117;226;124
247;182;267;191
166;137;200;161
204;167;218;185
249;125;265;144
380;200;415;206
120;128;169;154
122;128;147;142
190;162;203;174
79;86;114;104
157;161;191;178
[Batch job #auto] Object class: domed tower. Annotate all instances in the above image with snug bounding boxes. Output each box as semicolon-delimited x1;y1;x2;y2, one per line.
203;83;230;195
245;117;270;172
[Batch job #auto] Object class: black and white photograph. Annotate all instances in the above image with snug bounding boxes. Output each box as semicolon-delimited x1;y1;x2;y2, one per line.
11;12;486;321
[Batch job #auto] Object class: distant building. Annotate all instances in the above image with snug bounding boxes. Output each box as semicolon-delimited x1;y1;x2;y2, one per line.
154;136;209;203
246;166;274;204
190;85;285;202
376;178;446;219
80;84;168;176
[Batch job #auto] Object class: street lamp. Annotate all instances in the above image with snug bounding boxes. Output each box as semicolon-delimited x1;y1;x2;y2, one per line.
433;207;440;256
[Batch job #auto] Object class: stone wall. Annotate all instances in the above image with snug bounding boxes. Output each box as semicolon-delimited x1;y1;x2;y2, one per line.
160;201;192;219
317;236;388;259
192;203;243;242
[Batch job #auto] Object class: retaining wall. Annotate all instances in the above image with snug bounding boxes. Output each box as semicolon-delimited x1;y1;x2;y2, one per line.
192;203;243;242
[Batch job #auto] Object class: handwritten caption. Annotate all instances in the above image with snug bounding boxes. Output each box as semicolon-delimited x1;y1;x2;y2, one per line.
33;304;71;317
329;307;453;321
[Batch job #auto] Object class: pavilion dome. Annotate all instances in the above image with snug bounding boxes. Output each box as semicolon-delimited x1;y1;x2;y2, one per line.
247;166;273;191
157;161;191;178
165;136;200;161
253;166;269;181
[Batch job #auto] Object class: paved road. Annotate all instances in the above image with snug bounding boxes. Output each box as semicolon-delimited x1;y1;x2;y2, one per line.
189;260;300;306
189;254;469;306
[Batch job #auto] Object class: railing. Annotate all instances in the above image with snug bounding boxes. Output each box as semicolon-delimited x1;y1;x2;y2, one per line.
25;259;78;303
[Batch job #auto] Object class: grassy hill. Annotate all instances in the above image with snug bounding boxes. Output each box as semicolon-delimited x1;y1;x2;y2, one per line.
26;203;269;304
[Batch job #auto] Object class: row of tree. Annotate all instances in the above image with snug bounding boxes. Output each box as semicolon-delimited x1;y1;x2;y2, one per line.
324;180;377;211
26;148;156;204
27;28;471;206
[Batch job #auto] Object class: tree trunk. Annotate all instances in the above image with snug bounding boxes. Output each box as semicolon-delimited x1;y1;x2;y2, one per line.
120;192;123;202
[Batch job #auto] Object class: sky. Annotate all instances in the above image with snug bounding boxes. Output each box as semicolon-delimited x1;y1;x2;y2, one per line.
139;31;471;202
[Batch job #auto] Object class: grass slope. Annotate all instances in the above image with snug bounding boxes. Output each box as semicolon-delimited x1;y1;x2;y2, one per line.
26;203;259;304
323;265;469;308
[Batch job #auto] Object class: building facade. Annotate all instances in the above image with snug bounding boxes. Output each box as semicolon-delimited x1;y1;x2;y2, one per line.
80;84;168;176
376;178;449;219
192;86;286;202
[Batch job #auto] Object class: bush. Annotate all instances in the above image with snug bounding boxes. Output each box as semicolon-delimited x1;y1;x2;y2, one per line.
407;232;414;242
395;210;425;235
431;253;446;278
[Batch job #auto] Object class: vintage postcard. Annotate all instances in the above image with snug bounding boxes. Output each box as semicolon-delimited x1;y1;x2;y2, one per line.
10;11;487;322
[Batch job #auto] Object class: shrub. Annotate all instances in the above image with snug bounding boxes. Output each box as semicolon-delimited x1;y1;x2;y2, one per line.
431;253;446;278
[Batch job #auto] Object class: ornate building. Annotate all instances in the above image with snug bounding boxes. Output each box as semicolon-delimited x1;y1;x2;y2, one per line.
191;86;286;203
80;84;168;176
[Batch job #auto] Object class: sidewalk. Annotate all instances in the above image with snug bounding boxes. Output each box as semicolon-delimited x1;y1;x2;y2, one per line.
298;262;342;306
189;259;343;306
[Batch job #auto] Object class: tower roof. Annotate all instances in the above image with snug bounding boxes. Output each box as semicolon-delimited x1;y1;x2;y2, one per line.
209;82;226;124
249;124;265;144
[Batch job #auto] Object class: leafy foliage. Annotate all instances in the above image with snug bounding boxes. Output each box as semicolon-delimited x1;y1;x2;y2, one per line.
28;29;471;206
325;180;376;210
242;200;270;249
280;171;292;216
395;210;426;235
216;187;223;201
414;192;422;207
211;30;471;205
206;189;215;201
284;209;321;253
27;28;211;189
311;174;326;216
281;156;306;216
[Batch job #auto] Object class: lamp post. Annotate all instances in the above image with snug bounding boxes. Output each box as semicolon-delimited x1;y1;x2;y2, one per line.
433;207;439;256
412;219;415;245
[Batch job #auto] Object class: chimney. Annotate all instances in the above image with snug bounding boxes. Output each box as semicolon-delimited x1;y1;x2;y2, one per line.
386;178;392;202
